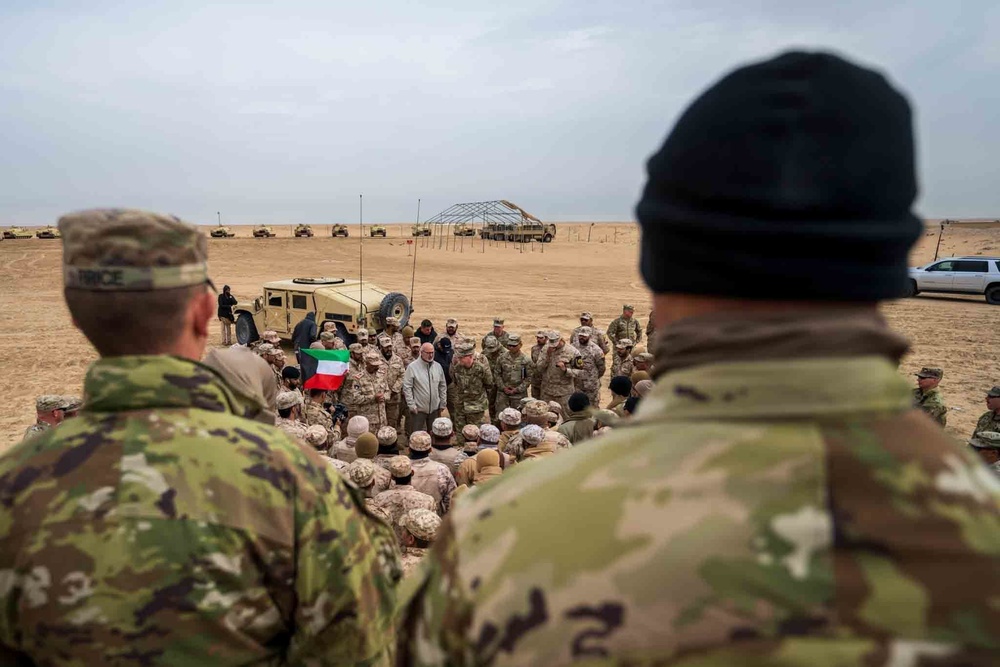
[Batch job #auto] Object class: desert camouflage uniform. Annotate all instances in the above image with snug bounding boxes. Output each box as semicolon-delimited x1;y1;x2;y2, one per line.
275;415;309;443
482;343;504;422
972;410;1000;438
451;357;494;433
370;486;438;545
503;427;571;462
399;355;999;666
429;446;461;471
495;350;533;414
0;356;400;665
606;314;643;346
303;399;341;448
400;546;429;578
574;340;606;407
391;331;413;366
344;365;388;433
382;352;406;431
409;458;457;515
913;387;948;426
529;341;546;398
538;343;582;415
571;326;610;354
611;351;635;379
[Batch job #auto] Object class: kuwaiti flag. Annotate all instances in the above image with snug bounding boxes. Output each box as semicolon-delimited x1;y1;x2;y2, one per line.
300;348;350;390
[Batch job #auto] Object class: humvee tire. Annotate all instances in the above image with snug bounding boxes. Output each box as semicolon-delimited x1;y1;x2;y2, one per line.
379;292;411;327
236;312;260;346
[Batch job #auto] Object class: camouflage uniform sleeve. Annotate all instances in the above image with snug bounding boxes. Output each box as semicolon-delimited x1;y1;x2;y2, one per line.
516;356;532;395
287;447;401;664
605;319;617;343
926;400;947;427
482;359;494;388
595;348;606;378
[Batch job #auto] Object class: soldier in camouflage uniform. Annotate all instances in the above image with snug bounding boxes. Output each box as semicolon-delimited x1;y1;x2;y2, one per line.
407;431;457;515
22;395;69;440
527;330;546;397
275;391;309;443
606;303;643;347
370;456;438;543
384;316;413;365
0;209;398;665
495;333;533;414
398;508;442;578
611;337;635;378
343;348;388;432
378;334;406;432
353;431;392;494
972;385;1000;439
573;327;606;407
537;331;583;415
501;400;571;462
967;430;1000;474
481;317;511;350
913;367;948;426
399;53;999;665
571;312;610;354
481;334;504;421
450;342;494;433
302;388;342;450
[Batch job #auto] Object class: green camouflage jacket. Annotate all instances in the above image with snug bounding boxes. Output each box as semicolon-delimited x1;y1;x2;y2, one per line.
913;387;947;426
399;355;1000;666
452;360;494;415
605;315;642;345
0;355;400;666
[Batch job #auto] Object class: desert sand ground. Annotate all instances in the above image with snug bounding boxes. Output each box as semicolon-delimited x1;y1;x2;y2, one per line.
1;221;997;452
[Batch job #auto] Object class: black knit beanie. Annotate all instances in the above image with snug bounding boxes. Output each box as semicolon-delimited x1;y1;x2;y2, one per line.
636;51;921;301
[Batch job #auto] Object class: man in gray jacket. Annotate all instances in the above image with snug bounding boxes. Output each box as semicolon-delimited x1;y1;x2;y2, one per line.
403;343;448;435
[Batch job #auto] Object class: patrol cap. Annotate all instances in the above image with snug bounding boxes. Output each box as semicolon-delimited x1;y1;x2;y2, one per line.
986;386;1000;398
916;367;943;379
493;317;504;326
479;424;501;444
59;209;211;292
483;335;500;351
461;424;481;443
348;459;376;487
356;329;369;340
446;318;459;327
400;508;441;541
61;395;84;412
355;432;379;458
476;449;500;469
455;342;475;357
536;330;548;339
580;311;593;321
385;316;400;326
633;352;654;364
546;411;559;423
432;417;454;437
304;425;328;448
348;343;362;354
522;424;546;446
524;400;550;419
409;430;432;452
592;409;620;427
261;331;281;344
36;395;66;412
623;304;635;310
376;426;397;447
408;336;421;346
547;401;563;416
275;391;302;410
616;338;634;349
377;335;392;348
389;455;412;478
498;408;522;426
968;431;1000;450
506;333;521;345
256;343;275;356
546;331;561;342
577;326;593;337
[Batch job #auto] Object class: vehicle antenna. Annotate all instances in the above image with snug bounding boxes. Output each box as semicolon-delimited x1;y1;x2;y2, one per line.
359;194;365;322
217;211;221;227
410;198;420;308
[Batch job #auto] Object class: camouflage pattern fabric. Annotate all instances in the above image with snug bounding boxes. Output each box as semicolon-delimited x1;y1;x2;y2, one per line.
21;421;51;441
538;343;582;414
611;352;635;379
275;416;309;443
529;342;546;398
400;546;429;578
383;352;406;432
344;365;388;433
973;410;1000;439
503;426;571;462
303;399;341;449
399;356;1000;666
606;314;642;346
495;350;533;414
913;387;948;426
571;325;610;355
0;355;400;665
451;358;494;433
574;340;606;407
409;458;457;515
370;486;438;544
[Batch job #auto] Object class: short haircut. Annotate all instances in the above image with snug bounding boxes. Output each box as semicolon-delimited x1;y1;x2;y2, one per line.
66;285;202;356
278;407;293;419
568;392;590;412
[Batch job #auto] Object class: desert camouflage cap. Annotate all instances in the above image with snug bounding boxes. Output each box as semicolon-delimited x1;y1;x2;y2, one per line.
616;338;634;348
623;304;635;310
986;386;1000;398
476;449;500;469
519;397;535;407
60;395;84;412
916;367;944;379
580;311;593;320
322;321;337;332
59;208;211;292
483;335;500;351
275;391;302;410
319;331;337;342
522;424;546;446
376;426;397;446
446;318;459;327
493;317;504;326
377;335;392;348
536;330;548;338
968;431;1000;449
546;330;561;342
432;417;454;437
455;342;475;357
461;424;481;443
506;333;521;345
348;343;363;354
546;411;559;423
577;326;593;337
479;424;501;444
356;329;369;340
385;316;400;326
261;330;281;344
498;408;522;426
347;415;369;438
35;395;66;412
256;343;275;356
388;455;413;478
304;424;328;448
547;401;563;416
400;508;441;541
524;400;550;419
633;352;654;363
355;432;378;458
409;430;432;452
348;459;376;487
408;337;421;346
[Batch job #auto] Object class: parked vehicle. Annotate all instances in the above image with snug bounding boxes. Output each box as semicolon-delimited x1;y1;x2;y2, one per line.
907;256;1000;304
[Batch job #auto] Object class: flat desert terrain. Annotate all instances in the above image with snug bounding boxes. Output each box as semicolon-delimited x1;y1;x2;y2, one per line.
1;221;997;451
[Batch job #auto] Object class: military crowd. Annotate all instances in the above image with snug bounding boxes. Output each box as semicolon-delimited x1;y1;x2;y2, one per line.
2;51;999;666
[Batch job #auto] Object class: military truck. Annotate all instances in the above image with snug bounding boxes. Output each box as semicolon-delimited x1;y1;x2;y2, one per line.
3;227;33;240
331;224;349;237
233;277;411;346
369;225;387;238
453;223;476;236
293;224;314;238
506;222;557;243
36;226;61;239
411;224;431;237
210;225;236;238
252;225;276;238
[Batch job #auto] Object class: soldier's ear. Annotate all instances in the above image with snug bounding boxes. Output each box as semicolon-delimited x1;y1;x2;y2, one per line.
190;289;216;339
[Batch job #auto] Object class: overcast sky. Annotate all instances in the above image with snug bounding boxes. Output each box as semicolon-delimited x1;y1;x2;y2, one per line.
1;1;997;225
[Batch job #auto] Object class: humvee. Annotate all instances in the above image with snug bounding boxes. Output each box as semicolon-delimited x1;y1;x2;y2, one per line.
369;225;387;238
331;224;349;237
411;224;431;237
3;227;33;240
252;225;276;238
453;223;476;236
293;224;314;238
36;226;61;239
479;222;556;243
233;277;411;346
210;226;236;238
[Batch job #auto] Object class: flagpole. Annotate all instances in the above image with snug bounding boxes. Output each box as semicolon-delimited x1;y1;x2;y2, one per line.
359;194;365;331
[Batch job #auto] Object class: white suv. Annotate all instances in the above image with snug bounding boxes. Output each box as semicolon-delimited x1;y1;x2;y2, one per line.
907;256;1000;305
